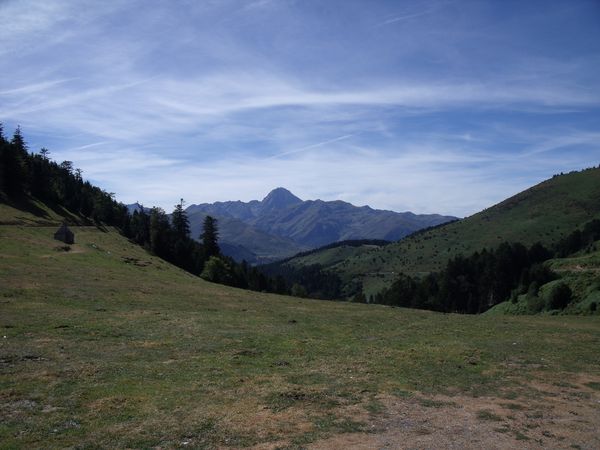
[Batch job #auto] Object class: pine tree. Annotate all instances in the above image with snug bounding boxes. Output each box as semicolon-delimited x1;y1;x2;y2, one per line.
201;215;220;258
0;123;6;194
171;198;190;240
4;126;29;196
149;207;173;259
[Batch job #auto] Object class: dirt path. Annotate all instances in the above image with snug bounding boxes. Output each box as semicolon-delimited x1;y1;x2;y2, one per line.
308;376;600;449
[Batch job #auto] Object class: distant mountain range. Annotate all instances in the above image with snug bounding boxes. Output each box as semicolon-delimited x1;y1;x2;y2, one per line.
179;188;456;264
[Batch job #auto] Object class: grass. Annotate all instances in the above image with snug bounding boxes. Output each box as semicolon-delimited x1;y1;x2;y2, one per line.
477;410;503;421
1;221;600;447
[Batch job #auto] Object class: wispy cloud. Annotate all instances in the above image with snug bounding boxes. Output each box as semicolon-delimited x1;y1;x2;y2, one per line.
374;0;452;27
1;0;599;216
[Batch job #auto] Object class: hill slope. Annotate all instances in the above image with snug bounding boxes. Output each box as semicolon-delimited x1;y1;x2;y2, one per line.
2;200;600;448
282;168;600;295
185;188;456;262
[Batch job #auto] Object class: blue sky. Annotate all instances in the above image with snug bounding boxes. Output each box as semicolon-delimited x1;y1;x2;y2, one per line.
1;0;599;216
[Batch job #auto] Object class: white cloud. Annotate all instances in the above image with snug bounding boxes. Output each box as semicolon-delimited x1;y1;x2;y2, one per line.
1;0;598;218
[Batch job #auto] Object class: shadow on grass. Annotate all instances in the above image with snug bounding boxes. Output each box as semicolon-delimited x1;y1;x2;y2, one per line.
2;194;93;226
3;195;50;219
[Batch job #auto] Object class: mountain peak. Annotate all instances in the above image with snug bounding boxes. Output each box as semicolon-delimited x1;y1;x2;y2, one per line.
261;187;302;210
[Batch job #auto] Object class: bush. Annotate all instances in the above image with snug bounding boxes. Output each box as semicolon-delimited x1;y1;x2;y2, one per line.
527;294;546;314
200;256;232;285
290;283;307;298
547;282;572;310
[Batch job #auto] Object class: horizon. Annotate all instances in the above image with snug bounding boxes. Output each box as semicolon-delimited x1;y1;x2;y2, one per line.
1;0;599;217
132;185;460;217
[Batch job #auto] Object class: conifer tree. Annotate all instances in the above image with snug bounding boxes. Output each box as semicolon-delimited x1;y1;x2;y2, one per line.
201;215;220;258
149;207;172;259
4;126;29;195
171;198;190;240
0;123;6;193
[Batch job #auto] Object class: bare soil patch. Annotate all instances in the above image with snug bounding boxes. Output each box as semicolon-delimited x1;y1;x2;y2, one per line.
308;375;600;449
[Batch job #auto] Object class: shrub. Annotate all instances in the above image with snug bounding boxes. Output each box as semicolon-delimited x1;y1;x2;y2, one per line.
200;256;232;284
527;294;546;314
547;282;572;310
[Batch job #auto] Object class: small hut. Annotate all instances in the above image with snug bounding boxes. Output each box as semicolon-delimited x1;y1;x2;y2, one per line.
54;223;74;244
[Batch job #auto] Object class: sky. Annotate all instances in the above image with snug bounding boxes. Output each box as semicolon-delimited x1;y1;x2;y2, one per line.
1;0;599;217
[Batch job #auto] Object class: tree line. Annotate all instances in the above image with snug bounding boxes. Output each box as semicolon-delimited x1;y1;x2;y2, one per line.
0;125;290;295
260;262;343;300
373;219;600;313
1;124;130;227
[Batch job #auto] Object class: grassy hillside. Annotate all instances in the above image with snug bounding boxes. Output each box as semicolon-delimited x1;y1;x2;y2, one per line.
276;242;388;269
1;204;600;447
0;198;86;227
288;168;600;296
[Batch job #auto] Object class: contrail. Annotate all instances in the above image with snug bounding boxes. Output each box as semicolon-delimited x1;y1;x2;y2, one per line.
267;134;354;160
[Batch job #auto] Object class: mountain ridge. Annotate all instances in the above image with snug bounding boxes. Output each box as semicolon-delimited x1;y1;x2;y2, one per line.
184;188;457;263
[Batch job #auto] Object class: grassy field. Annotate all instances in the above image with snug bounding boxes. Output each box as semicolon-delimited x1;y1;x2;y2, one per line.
282;168;600;296
1;216;600;447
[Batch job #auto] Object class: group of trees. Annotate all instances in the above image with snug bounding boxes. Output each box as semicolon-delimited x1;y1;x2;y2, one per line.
1;125;129;227
127;202;207;274
373;219;600;314
260;262;343;300
373;241;556;313
128;203;289;294
0;125;290;296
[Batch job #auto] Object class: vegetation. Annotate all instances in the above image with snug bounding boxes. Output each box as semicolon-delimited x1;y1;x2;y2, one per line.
1;222;599;447
0;125;129;229
373;219;600;314
281;167;600;296
261;262;344;300
260;240;390;300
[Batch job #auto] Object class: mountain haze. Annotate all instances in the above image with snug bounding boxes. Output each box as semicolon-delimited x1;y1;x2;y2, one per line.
185;188;456;263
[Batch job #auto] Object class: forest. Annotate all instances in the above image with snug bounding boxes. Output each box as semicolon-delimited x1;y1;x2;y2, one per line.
373;220;600;313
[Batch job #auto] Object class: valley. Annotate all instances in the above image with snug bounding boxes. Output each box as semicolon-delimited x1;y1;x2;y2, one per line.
1;217;599;448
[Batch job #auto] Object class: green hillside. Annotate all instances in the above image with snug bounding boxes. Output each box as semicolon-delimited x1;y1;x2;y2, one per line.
1;202;600;447
279;242;387;268
289;168;600;296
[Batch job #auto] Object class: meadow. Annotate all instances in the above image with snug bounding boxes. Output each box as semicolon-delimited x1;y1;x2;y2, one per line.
1;222;600;448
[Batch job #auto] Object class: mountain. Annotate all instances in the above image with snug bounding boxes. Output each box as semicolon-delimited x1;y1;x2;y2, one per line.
276;167;600;296
260;187;303;212
185;188;456;263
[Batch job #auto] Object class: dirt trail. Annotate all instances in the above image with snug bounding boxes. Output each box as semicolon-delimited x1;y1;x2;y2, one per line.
307;376;600;450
